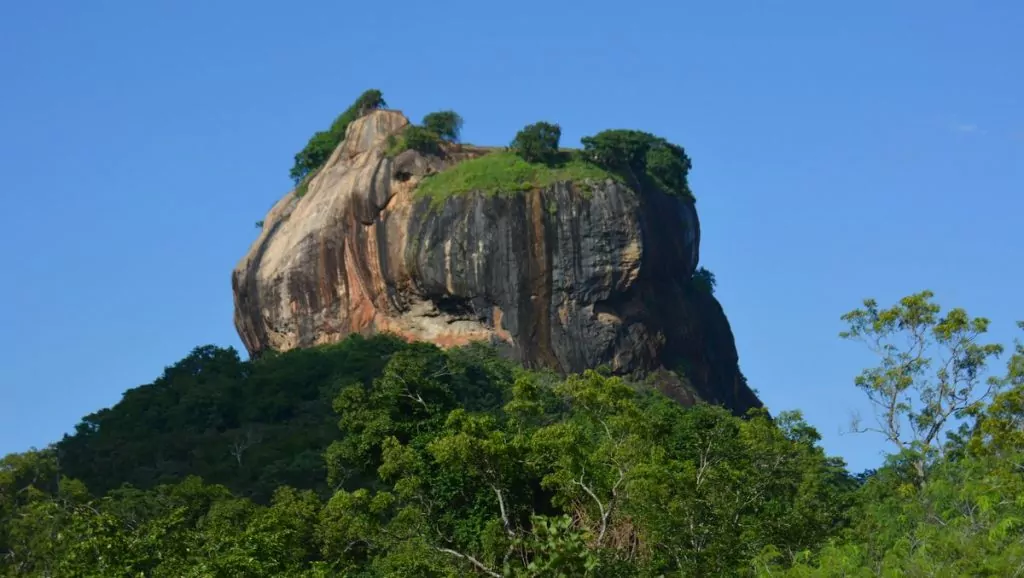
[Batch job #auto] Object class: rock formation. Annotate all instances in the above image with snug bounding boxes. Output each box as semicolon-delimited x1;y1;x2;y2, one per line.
232;110;761;414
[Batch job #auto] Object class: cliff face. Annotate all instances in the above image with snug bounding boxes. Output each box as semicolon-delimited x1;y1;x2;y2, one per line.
232;110;761;413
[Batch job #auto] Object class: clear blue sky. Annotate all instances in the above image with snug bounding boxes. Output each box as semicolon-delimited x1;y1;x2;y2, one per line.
1;1;1021;473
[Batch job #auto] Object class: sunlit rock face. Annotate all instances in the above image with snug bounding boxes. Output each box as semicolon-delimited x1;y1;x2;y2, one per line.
232;110;761;414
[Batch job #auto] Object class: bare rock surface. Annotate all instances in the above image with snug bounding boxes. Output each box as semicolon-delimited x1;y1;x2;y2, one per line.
232;110;761;413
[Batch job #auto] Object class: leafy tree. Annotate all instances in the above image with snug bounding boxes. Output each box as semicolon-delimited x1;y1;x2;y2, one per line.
766;302;1024;576
290;130;338;185
55;334;409;502
580;129;692;198
289;89;387;184
580;129;652;175
353;89;387;116
510;122;562;164
839;290;1004;484
691;266;716;294
422;110;464;142
318;359;852;576
644;140;692;198
402;125;444;155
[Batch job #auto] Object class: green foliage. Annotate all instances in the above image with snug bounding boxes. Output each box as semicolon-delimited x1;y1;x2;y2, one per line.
839;290;1004;484
55;334;409;502
763;295;1024;576
385;124;447;157
580;129;693;199
319;365;851;576
404;125;445;155
295;172;314;197
384;109;461;158
510;122;562;164
2;334;856;575
289;89;386;184
691;266;716;295
422;110;464;143
7;291;1023;575
415;151;618;209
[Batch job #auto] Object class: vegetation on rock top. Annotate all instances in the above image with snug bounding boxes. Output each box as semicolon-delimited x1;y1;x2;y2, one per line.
282;90;696;206
510;121;563;164
289;89;387;197
421;110;463;143
385;109;464;158
415;150;620;208
580;129;694;200
413;120;697;205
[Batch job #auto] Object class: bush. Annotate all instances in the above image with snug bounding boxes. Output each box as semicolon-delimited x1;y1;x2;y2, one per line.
581;129;693;198
402;126;442;154
290;131;336;184
352;89;386;116
580;129;652;173
288;89;387;184
387;125;443;157
510;122;561;164
691;267;716;294
421;110;463;143
645;141;692;197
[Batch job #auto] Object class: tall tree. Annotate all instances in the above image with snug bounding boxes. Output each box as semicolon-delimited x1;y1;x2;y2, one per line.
840;290;1004;484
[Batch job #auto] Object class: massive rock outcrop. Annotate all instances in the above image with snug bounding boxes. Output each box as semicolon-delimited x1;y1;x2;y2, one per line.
232;110;761;414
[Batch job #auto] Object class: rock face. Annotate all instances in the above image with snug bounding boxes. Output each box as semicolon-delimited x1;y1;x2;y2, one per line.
232;110;761;414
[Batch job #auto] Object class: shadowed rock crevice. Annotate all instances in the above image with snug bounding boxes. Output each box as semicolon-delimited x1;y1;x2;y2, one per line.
232;110;762;414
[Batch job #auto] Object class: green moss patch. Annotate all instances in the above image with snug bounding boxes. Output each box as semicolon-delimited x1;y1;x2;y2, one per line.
414;151;620;208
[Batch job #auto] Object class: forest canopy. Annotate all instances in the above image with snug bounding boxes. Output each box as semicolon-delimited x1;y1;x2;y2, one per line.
3;291;1023;576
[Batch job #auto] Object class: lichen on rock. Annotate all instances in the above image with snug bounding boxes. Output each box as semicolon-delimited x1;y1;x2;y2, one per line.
232;109;761;414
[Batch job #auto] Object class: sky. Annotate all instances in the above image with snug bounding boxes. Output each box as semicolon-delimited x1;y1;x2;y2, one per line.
0;1;1021;473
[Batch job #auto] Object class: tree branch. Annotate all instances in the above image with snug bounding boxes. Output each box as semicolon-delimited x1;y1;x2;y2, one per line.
436;547;503;578
491;485;515;539
573;471;612;544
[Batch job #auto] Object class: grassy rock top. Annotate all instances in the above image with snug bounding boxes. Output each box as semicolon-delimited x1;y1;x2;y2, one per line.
414;150;621;208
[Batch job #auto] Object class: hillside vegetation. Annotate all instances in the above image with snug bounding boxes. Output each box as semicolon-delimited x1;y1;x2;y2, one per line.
3;289;1023;575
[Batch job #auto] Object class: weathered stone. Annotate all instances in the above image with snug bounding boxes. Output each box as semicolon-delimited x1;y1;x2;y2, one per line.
232;110;761;414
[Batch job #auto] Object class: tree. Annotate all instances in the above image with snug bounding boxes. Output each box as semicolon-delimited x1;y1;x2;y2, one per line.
839;290;1004;484
229;426;263;467
510;122;561;164
401;125;443;155
54;335;407;502
580;130;652;176
644;141;692;198
353;89;387;116
422;110;463;143
691;267;716;295
580;129;692;198
290;130;337;184
289;89;387;184
6;334;867;575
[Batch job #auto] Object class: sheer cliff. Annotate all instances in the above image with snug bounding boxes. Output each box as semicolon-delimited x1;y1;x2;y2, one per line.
232;109;761;413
